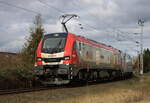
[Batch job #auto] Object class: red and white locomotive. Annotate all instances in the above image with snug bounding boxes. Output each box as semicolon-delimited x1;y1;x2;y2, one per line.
34;32;133;85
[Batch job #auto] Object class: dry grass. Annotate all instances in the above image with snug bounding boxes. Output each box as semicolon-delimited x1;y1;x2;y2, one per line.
0;73;150;103
0;54;21;70
0;53;34;89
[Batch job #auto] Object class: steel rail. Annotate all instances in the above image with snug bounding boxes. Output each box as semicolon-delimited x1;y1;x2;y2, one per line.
0;87;52;95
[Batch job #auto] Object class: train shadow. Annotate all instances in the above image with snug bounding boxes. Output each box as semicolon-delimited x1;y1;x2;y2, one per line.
54;74;136;89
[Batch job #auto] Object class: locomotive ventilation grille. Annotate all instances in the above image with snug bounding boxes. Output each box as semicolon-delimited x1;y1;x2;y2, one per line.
44;65;59;69
43;57;63;63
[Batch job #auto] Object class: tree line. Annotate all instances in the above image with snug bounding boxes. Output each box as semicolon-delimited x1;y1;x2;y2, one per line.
134;48;150;73
143;48;150;72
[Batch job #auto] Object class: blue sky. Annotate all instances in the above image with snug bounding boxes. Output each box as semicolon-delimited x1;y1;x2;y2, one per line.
0;0;150;56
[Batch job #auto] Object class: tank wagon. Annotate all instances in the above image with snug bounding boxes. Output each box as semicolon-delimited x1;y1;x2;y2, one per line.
34;32;133;85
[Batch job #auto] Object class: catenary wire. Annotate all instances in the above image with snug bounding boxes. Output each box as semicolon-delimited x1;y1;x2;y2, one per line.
0;0;39;14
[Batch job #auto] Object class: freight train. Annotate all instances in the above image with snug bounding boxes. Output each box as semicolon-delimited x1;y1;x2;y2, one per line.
34;32;133;85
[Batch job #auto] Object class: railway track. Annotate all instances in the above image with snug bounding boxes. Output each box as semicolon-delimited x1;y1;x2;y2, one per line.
0;75;134;95
0;82;106;95
0;87;52;95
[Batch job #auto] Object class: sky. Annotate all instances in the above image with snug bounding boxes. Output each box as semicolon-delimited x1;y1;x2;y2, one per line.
0;0;150;56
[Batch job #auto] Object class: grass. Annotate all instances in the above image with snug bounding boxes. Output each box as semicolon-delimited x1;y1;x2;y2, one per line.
0;73;150;103
0;54;35;89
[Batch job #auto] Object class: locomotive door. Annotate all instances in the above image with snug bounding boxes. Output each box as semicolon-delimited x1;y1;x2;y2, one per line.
96;50;100;65
76;41;83;62
121;54;127;72
72;41;78;64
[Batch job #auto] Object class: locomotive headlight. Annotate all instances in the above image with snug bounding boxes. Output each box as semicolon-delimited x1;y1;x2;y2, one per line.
37;58;42;61
37;58;42;65
64;56;70;60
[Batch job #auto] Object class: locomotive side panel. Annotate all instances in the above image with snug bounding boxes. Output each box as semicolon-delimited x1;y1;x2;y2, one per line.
75;38;122;70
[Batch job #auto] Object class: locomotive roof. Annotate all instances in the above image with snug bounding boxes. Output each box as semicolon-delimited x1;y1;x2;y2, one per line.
43;32;121;54
77;35;121;54
44;32;68;37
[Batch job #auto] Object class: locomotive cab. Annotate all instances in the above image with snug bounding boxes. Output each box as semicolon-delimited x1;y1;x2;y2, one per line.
34;32;77;85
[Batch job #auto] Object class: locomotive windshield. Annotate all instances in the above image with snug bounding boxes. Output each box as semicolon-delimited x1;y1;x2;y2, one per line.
42;33;67;53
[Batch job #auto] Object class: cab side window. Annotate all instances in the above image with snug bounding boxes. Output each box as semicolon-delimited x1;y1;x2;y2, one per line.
73;41;77;50
79;42;81;51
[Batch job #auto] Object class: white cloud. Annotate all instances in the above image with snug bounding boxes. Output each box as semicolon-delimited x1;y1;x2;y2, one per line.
0;38;24;52
44;21;62;33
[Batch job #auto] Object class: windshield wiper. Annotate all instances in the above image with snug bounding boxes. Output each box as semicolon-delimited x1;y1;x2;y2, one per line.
42;48;53;53
51;39;63;53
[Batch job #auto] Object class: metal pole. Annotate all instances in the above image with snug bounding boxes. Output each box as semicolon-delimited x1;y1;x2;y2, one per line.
138;19;144;75
136;44;140;73
60;14;79;33
137;51;140;73
140;24;143;75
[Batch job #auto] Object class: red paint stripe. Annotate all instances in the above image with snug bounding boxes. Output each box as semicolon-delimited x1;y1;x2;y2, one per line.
63;33;76;64
77;36;120;53
36;39;43;57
